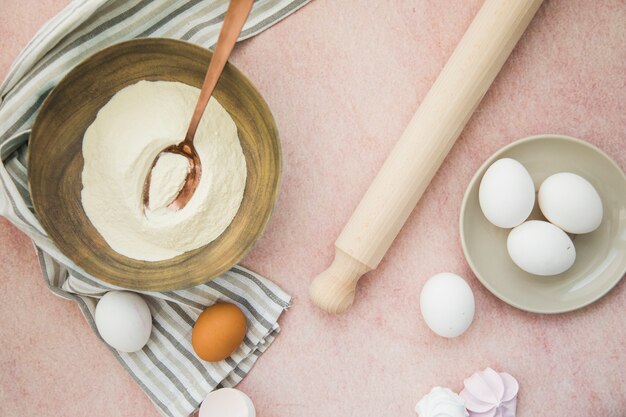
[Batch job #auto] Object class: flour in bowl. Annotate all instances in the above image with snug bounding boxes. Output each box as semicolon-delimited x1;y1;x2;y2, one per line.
81;80;246;261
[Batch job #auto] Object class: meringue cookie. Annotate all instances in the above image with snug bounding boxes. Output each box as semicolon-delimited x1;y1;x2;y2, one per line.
415;387;469;417
460;368;519;417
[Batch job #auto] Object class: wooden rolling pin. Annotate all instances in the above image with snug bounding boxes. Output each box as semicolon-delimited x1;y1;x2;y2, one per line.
309;0;544;313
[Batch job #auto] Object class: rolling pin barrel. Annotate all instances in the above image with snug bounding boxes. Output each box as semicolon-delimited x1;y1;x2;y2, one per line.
310;0;544;313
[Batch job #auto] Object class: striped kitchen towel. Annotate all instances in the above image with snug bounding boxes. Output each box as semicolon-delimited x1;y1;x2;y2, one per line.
0;1;308;416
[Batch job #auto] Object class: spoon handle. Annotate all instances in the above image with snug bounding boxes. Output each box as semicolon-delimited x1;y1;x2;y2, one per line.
185;0;254;143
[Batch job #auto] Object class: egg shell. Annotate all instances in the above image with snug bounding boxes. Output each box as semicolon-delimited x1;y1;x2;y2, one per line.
538;172;603;234
479;158;535;228
507;220;576;276
199;388;256;417
95;291;152;353
192;303;247;362
420;273;475;338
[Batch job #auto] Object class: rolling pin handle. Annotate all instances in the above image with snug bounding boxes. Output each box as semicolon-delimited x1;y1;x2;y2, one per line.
309;248;372;314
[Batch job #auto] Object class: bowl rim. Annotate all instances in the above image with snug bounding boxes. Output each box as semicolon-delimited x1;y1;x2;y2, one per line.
459;133;626;314
28;37;282;291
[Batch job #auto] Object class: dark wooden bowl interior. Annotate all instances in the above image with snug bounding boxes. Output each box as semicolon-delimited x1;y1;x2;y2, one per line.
29;38;281;291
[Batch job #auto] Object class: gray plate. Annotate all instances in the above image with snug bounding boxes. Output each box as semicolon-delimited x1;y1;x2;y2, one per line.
460;134;626;313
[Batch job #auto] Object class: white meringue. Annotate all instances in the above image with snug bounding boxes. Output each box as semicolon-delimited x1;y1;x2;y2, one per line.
415;387;469;417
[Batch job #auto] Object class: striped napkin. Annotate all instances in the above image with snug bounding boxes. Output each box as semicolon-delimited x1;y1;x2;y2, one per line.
0;1;308;416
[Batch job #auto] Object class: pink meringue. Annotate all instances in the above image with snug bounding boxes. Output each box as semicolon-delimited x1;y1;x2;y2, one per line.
459;368;519;417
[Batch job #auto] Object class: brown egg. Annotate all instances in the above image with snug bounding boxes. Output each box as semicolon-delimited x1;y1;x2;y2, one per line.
191;303;247;362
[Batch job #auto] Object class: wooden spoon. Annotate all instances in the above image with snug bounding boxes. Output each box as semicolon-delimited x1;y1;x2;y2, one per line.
143;0;254;211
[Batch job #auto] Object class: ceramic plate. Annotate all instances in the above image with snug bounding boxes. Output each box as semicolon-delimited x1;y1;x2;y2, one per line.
460;134;626;313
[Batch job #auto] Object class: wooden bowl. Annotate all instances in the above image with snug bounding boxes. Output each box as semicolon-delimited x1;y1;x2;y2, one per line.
29;38;281;291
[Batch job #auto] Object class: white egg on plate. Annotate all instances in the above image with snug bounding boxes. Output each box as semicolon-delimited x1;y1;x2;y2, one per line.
199;388;256;417
420;273;475;338
507;220;576;276
95;291;152;352
479;158;535;228
538;172;603;234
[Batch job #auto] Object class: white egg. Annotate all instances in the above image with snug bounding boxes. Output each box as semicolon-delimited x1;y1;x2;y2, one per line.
420;273;475;338
538;172;603;234
507;221;576;276
199;388;256;417
95;291;152;352
479;158;535;228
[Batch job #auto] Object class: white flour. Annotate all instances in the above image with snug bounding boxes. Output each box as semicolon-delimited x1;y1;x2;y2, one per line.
81;80;247;261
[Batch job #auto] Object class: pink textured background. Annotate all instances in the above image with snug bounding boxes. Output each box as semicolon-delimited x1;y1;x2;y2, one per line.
1;0;625;416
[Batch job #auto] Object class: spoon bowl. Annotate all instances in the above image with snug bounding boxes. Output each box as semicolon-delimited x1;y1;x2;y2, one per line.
143;142;201;211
